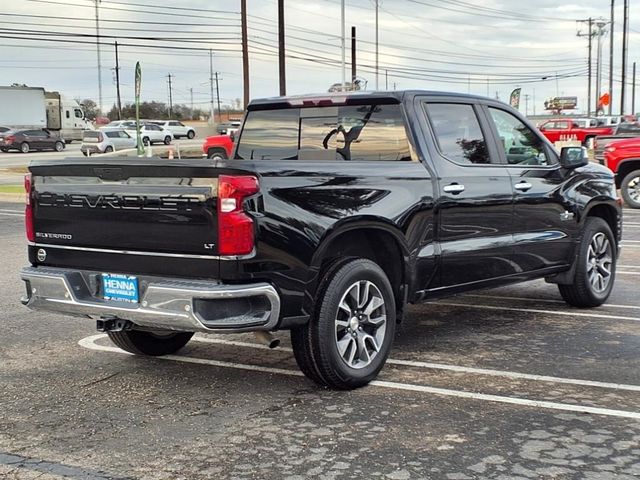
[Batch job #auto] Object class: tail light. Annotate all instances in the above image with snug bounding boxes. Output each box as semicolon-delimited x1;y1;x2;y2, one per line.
98;132;104;142
217;175;259;255
5;135;15;144
24;173;34;242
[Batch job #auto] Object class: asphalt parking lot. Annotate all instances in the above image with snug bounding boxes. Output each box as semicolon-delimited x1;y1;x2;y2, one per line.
1;203;640;480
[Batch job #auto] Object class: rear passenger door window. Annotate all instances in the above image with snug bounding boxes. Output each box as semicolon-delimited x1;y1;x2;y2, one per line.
487;108;553;166
424;103;494;165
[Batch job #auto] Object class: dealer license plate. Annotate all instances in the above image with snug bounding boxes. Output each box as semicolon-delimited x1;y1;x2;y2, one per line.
102;273;139;303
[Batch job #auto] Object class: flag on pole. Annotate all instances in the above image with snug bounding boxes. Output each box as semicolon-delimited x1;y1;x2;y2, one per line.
134;62;144;156
509;88;522;109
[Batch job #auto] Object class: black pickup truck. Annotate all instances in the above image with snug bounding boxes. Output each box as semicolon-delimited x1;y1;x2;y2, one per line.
21;91;622;389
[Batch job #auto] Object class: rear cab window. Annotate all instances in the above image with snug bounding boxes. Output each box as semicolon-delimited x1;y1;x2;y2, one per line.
235;102;412;161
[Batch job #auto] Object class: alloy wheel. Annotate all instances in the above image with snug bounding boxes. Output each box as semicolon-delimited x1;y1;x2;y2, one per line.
587;232;613;293
627;176;640;203
334;280;387;369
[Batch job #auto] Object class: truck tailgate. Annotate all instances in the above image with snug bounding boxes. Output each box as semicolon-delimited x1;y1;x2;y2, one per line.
28;158;226;278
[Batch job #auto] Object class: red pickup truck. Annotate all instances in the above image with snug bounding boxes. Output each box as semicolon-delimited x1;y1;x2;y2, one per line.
603;137;640;208
538;119;614;145
202;134;234;160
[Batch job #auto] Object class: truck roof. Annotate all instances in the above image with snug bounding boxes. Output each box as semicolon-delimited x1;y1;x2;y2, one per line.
248;90;493;110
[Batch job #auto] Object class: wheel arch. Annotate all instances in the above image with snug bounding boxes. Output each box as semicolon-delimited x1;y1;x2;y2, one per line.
615;158;640;188
308;218;411;321
583;200;621;246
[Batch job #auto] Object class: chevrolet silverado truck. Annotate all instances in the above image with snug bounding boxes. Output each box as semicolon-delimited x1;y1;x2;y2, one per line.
594;122;640;164
538;118;614;146
603;137;640;208
21;91;622;389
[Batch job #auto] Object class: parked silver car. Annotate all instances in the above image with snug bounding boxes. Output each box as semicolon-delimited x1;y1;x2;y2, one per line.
81;128;137;155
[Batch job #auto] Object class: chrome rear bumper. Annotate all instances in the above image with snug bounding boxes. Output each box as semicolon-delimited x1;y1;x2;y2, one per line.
21;266;280;333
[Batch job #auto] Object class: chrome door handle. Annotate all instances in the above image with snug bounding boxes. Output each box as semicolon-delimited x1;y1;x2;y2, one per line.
443;183;465;194
514;181;532;191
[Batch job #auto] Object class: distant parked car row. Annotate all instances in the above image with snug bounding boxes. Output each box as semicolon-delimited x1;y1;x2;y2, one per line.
105;120;195;139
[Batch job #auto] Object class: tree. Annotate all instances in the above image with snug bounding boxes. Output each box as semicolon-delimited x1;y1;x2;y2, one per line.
80;99;100;120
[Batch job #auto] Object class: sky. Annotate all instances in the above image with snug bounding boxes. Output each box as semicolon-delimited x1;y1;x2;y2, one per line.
1;0;639;116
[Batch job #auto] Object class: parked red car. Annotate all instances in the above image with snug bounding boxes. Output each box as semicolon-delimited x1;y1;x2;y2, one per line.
202;134;234;160
603;137;640;208
538;119;614;145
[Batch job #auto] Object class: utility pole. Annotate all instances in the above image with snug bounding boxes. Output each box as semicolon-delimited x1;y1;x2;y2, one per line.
215;72;221;122
209;49;215;123
577;18;594;116
114;41;122;120
609;0;615;115
278;0;286;96
166;74;174;118
524;94;530;116
241;0;249;109
190;87;194;120
385;69;388;90
94;0;103;114
341;0;346;89
633;62;637;115
375;0;379;90
595;19;609;115
621;0;629;114
351;26;356;86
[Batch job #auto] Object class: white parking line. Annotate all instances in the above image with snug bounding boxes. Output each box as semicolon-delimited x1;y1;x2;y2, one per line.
619;271;640;276
0;212;23;217
432;302;640;322
78;334;640;421
465;294;640;310
0;209;21;214
191;337;640;393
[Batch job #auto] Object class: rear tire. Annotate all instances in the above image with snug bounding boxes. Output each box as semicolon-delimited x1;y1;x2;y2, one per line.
621;169;640;209
142;136;150;146
291;258;396;390
0;147;7;153
104;146;114;153
558;217;616;308
163;136;172;145
107;330;193;356
187;130;195;139
54;141;64;152
20;142;29;153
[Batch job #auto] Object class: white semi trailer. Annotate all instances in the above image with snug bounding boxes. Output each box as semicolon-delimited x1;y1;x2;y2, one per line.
0;86;93;142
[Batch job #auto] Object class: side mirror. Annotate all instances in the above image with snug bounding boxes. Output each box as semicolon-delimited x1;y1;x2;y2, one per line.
560;146;589;169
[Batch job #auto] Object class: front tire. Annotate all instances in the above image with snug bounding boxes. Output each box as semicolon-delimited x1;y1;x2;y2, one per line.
142;136;150;146
559;217;616;308
20;142;30;153
107;330;193;356
207;148;227;161
163;136;172;145
291;258;396;390
621;169;640;209
187;130;195;139
54;141;64;152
